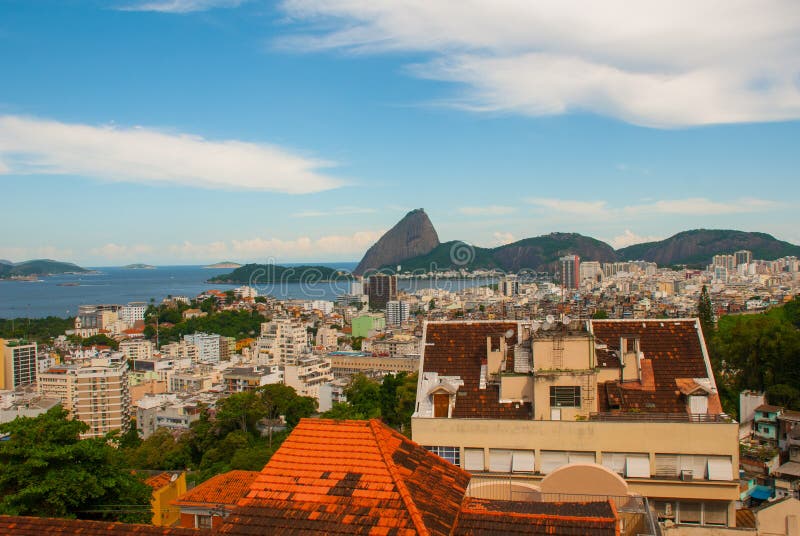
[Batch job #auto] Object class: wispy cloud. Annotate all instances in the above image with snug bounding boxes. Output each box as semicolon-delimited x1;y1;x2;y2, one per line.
607;230;663;249
458;205;517;216
90;243;155;261
0;115;344;193
491;231;515;246
0;245;75;263
278;1;800;127
119;0;246;13
527;196;780;218
166;230;385;261
526;198;608;215
292;206;376;218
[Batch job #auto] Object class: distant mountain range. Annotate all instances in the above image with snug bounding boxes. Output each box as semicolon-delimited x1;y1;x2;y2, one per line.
0;259;91;279
355;210;800;273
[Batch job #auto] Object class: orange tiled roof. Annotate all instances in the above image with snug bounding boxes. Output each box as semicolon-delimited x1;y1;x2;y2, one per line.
145;472;174;490
173;470;259;508
591;319;720;415
455;497;618;536
219;418;470;536
0;516;204;535
422;322;531;419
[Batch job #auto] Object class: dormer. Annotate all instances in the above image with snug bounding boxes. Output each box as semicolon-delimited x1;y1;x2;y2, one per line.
427;382;458;418
486;335;508;380
676;379;713;415
619;336;642;382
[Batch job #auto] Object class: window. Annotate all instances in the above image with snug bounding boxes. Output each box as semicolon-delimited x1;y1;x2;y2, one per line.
425;446;460;466
463;448;485;472
703;502;728;526
707;456;733;481
679;502;701;525
655;454;709;480
654;500;675;520
550;386;581;407
539;451;595;474
196;515;213;529
605;453;650;477
511;450;535;473
489;449;513;472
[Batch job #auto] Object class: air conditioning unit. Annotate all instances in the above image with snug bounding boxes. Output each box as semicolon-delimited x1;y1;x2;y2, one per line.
680;469;693;481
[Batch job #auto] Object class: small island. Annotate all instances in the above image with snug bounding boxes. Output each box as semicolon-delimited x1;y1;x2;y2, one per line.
204;261;243;269
121;263;156;270
208;263;351;284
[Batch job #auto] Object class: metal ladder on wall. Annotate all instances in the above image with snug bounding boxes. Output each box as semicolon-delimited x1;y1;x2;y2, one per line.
551;335;564;369
582;373;596;411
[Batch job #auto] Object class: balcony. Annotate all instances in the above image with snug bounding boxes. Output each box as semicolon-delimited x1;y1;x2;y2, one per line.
589;412;731;423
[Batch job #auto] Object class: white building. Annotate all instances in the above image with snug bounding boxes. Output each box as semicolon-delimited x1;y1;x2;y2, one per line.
183;333;221;363
119;339;154;361
120;302;147;326
256;319;308;366
385;300;410;326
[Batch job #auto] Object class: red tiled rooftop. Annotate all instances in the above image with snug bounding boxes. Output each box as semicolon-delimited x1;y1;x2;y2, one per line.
145;472;175;490
0;516;205;535
173;470;259;508
455;497;618;536
422;322;531;420
219;418;470;536
591;319;720;415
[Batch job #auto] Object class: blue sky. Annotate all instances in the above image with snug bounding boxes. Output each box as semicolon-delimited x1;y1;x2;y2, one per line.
1;0;798;265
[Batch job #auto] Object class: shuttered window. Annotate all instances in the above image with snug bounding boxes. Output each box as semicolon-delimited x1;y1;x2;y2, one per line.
463;448;485;472
540;451;569;474
568;451;596;464
679;502;702;524
602;452;627;474
488;449;513;472
707;456;733;481
625;454;650;478
511;450;535;473
703;502;728;526
655;454;679;478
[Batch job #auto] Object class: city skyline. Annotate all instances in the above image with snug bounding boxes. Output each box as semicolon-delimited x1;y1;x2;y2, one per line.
1;1;799;265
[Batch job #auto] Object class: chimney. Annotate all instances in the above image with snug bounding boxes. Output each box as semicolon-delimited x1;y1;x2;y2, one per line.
486;335;507;379
620;337;642;382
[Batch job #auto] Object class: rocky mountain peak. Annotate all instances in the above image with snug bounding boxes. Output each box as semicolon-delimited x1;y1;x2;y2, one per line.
353;209;440;275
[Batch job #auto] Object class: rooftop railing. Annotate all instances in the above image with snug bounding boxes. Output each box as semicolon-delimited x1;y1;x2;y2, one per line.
589;412;732;423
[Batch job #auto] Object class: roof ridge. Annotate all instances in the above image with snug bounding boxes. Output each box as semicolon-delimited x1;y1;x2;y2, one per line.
369;418;430;536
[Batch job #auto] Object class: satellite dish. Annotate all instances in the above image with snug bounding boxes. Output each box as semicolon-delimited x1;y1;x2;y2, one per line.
170;473;179;482
562;315;571;325
504;329;515;339
546;314;555;324
531;321;541;332
543;321;553;331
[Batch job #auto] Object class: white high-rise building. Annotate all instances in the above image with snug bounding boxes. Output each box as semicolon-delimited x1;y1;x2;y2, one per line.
256;319;309;365
385;300;410;326
120;302;147;326
183;332;221;363
0;339;37;390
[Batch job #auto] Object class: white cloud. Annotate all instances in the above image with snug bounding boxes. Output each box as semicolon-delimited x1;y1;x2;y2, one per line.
89;243;155;261
491;231;515;246
0;115;343;193
292;206;376;218
623;197;781;215
526;197;608;215
458;205;516;216
120;0;246;13
162;230;385;262
278;1;800;127
607;230;662;249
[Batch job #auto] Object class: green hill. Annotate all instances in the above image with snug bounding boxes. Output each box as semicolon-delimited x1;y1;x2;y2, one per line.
208;263;351;284
0;259;90;279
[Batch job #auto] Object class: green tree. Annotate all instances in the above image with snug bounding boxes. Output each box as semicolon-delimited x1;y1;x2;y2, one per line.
592;309;609;319
0;408;152;523
215;392;266;436
79;334;119;350
698;285;715;340
344;374;381;419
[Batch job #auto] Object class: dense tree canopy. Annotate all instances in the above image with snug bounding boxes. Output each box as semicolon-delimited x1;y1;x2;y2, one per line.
322;373;418;434
709;298;800;416
0;408;152;523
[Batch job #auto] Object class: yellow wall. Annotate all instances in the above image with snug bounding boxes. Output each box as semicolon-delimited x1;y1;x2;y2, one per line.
151;473;187;526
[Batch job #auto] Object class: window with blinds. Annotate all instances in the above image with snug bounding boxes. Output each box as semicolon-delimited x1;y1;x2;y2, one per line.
489;449;513;472
707;456;733;481
539;451;595;473
679;502;702;524
703;502;728;526
463;448;485;472
602;453;649;477
655;454;711;479
511;450;535;473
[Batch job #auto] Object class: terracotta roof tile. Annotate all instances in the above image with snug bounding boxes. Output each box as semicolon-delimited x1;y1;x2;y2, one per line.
591;319;719;415
455;498;618;535
218;419;470;536
173;470;259;508
0;516;204;535
422;322;531;420
145;472;175;490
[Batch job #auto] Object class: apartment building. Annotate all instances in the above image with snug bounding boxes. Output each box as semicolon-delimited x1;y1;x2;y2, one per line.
0;338;37;390
385;300;410;326
120;301;147;325
160;340;199;362
38;352;131;438
362;333;419;357
329;351;418;379
412;319;740;528
183;332;220;363
283;355;332;400
119;339;154;361
223;366;281;393
255;318;308;365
